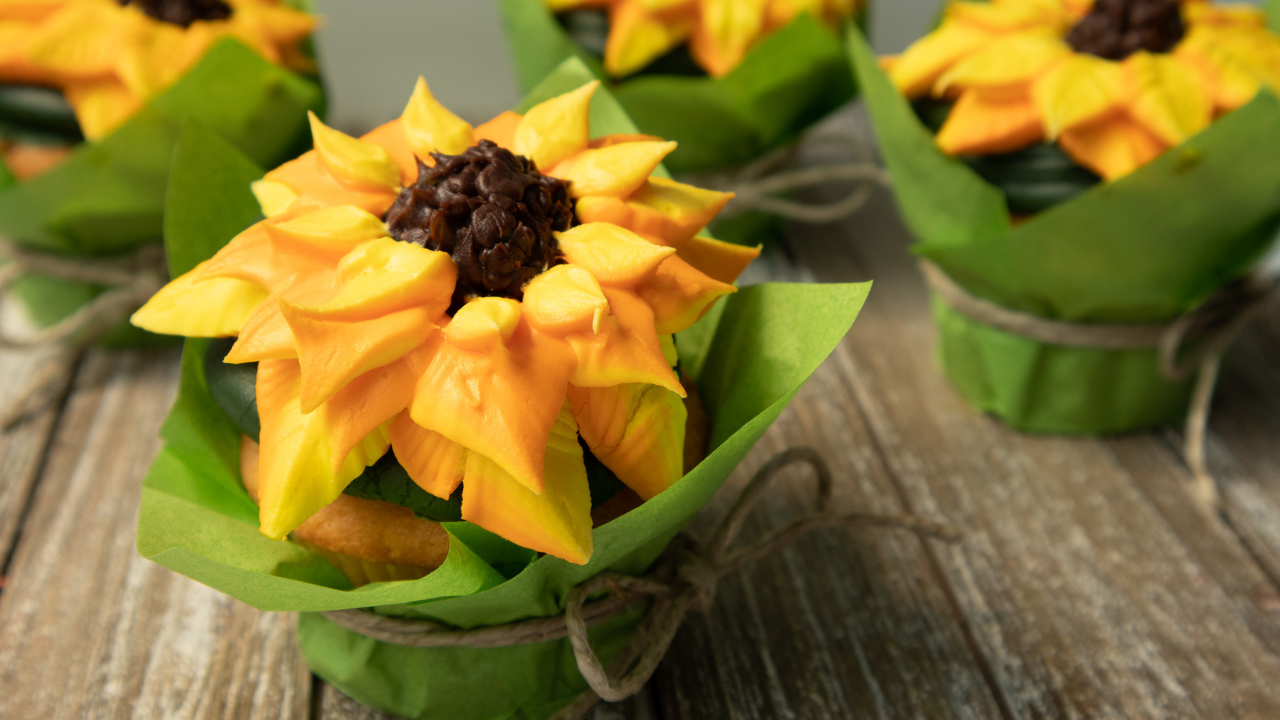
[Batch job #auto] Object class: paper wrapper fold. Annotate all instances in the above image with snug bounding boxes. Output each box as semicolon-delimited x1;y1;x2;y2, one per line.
849;26;1280;435
498;0;858;173
0;38;323;344
135;59;870;719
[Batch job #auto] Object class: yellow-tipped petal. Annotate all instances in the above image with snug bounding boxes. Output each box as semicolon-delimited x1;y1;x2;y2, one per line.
522;264;609;337
1176;29;1262;112
690;0;769;77
605;2;693;77
677;234;760;284
575;177;732;247
131;270;267;338
402;76;473;158
63;79;141;141
890;21;992;97
391;411;467;499
1123;52;1212;146
567;288;683;395
937;31;1069;95
282;303;438;413
551;140;677;198
265;206;390;258
637;254;736;334
322;351;427;477
513;81;598;171
1032;52;1125;137
568;382;686;501
251;179;299;218
308;111;403;193
936;90;1044;155
255;359;390;540
461;408;593;565
443;297;523;352
556;222;675;287
226;298;299;363
304;238;456;321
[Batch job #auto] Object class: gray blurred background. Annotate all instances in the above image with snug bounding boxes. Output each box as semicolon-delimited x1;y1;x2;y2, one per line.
309;0;947;132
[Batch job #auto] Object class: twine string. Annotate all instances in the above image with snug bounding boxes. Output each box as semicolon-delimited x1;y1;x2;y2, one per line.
0;240;167;429
321;447;960;719
921;260;1280;508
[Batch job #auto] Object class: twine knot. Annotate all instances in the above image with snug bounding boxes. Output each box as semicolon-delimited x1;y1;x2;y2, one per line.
321;447;960;719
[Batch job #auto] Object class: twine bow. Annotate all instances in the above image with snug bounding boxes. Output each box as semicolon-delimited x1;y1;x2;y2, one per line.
321;447;960;719
921;260;1280;508
0;240;168;428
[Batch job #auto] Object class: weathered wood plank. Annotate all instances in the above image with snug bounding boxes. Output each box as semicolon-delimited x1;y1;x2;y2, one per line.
315;680;659;719
0;317;73;572
0;348;310;719
784;165;1280;718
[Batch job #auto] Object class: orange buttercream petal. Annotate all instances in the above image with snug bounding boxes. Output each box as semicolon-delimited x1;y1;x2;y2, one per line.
411;322;576;494
473;111;523;150
568;382;686;501
575;176;732;248
567;287;684;395
390;411;466;499
549;140;677;198
556;222;676;288
1058;114;1167;181
677;234;760;284
936;90;1045;155
225;272;339;363
282;303;439;413
255;359;390;540
636;253;736;334
461;407;593;565
264;151;400;215
322;347;433;477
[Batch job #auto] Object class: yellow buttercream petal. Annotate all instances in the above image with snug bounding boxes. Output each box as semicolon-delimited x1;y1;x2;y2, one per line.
255;359;389;540
605;2;693;77
308;111;402;193
251;180;299;218
691;0;769;77
637;254;736;334
1032;52;1125;137
131;268;267;338
402;76;473;158
301;237;456;320
461;407;593;565
1123;51;1212;146
890;21;991;97
265;205;390;258
556;222;676;287
522;264;609;337
569;382;686;501
513;81;598;171
443;297;522;352
576;176;733;248
552;140;677;198
937;31;1069;95
677;234;760;284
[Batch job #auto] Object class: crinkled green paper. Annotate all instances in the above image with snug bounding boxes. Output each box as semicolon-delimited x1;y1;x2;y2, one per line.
498;0;857;173
848;25;1280;434
0;38;323;342
135;58;870;719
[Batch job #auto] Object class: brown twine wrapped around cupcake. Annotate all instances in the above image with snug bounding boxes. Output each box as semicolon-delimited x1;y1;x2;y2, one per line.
319;447;962;719
921;260;1280;508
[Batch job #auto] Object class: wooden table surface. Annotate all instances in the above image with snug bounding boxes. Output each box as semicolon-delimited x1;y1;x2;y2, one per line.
2;106;1280;719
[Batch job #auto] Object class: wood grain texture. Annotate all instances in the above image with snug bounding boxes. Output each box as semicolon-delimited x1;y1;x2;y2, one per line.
0;348;311;720
784;170;1280;718
315;680;658;719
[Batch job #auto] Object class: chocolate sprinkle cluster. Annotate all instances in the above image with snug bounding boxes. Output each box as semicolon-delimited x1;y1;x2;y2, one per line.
385;140;574;313
119;0;232;27
1066;0;1185;60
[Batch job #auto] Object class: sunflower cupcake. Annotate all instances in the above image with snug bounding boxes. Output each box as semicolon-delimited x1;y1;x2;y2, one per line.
132;77;760;577
887;0;1280;213
500;0;862;172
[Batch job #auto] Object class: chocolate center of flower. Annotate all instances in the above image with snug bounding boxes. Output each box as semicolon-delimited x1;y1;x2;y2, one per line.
1066;0;1185;60
385;140;575;314
119;0;232;27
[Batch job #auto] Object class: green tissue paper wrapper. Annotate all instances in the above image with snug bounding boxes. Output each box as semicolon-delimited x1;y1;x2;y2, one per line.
848;26;1280;435
0;38;324;343
498;0;858;173
135;58;871;719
